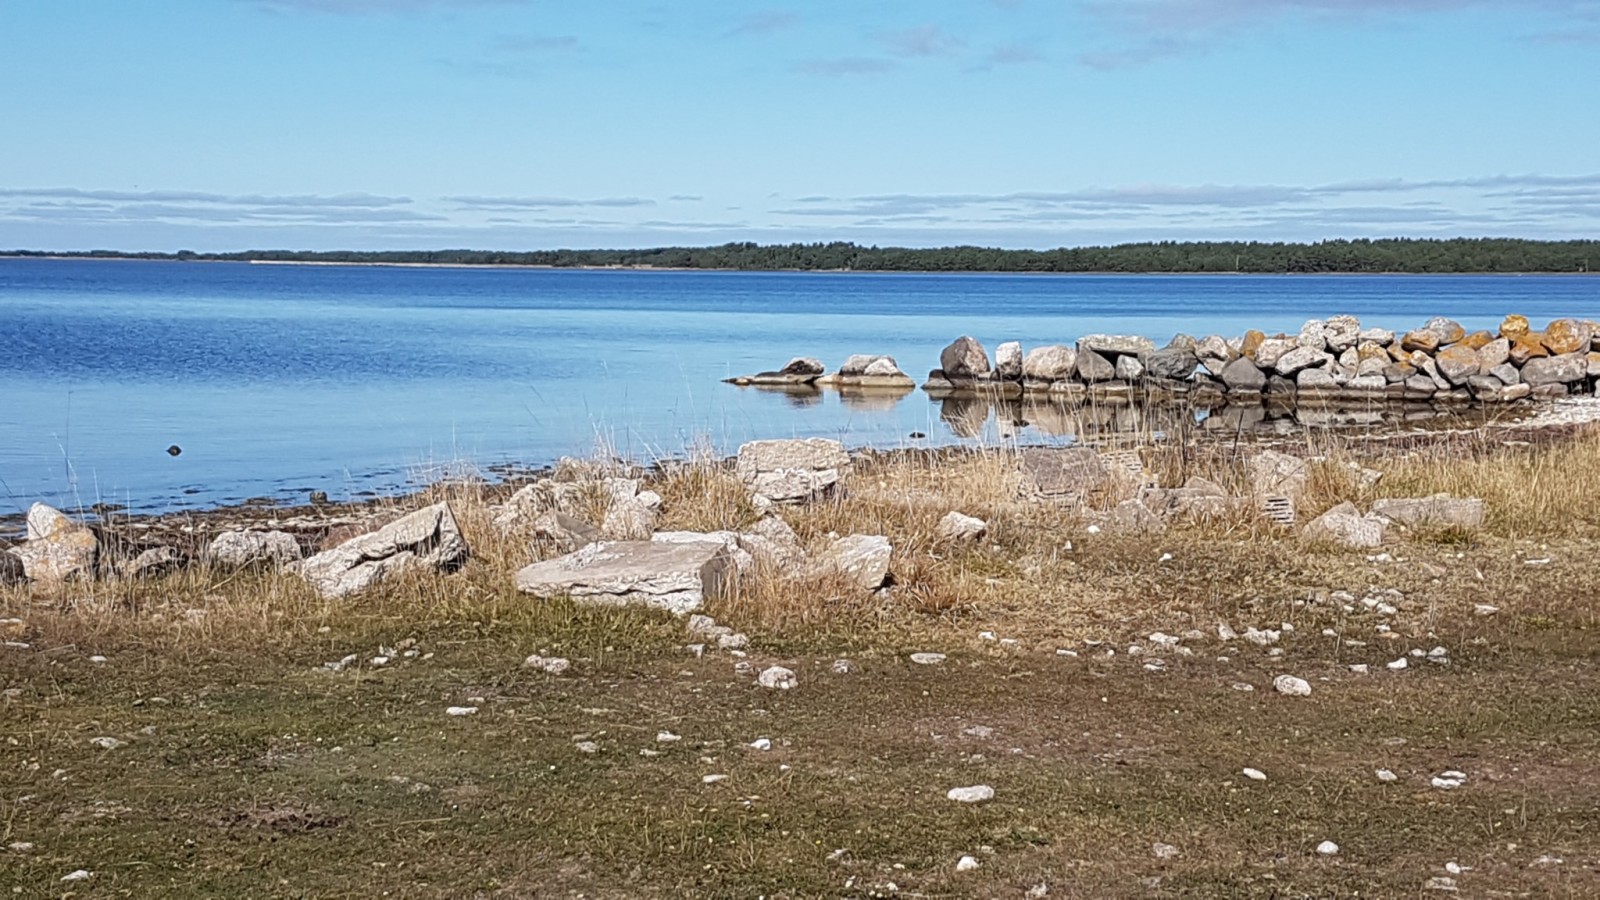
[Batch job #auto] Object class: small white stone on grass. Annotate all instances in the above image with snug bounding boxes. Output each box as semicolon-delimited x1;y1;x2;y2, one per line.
1316;840;1340;856
89;737;125;750
89;655;107;664
574;741;600;754
757;666;798;690
955;855;981;872
1376;769;1398;782
524;654;571;675
1245;627;1280;646
946;784;994;803
7;841;35;853
1387;658;1409;670
910;652;946;665
62;870;93;882
1152;842;1180;860
1231;682;1255;692
1217;623;1238;641
831;658;853;674
1242;768;1267;781
1474;604;1499;616
1425;876;1459;892
445;706;478;717
1273;675;1311;696
749;738;771;751
702;774;728;784
1349;664;1370;674
657;731;682;743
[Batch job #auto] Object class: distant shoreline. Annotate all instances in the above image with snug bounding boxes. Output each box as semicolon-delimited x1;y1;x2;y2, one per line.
3;237;1597;275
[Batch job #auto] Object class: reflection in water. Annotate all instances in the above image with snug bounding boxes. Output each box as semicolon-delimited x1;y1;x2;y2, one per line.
939;397;989;438
743;383;825;408
837;384;916;412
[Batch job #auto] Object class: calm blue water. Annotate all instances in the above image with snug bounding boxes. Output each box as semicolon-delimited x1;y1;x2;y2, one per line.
2;258;1597;515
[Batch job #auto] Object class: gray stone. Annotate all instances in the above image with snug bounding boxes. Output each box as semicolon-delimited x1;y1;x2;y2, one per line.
861;357;904;377
13;503;98;583
126;546;183;580
1435;344;1481;384
937;511;988;541
1297;319;1328;351
1325;315;1361;351
994;341;1023;381
1423;316;1466;345
515;539;733;615
1297;367;1338;389
1220;357;1267;392
1274;346;1331;377
532;511;602;552
807;534;891;591
735;438;851;504
210;530;304;571
1372;496;1485;529
601;499;657;540
757;666;798;690
1478;338;1511;372
1254;337;1297;367
940;336;991;378
1196;335;1233;361
1075;349;1116;382
296;502;470;599
1019;447;1110;498
1109;499;1166;534
1145;346;1199;381
840;354;898;376
776;357;824;376
1302;502;1387;548
1;551;24;585
1404;374;1438;396
1359;327;1395;345
1521;353;1587;387
652;531;756;575
1248;450;1309;501
1022;345;1077;382
1078;334;1155;357
1114;354;1145;381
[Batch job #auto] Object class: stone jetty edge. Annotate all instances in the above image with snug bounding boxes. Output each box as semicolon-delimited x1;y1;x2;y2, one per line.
730;314;1600;406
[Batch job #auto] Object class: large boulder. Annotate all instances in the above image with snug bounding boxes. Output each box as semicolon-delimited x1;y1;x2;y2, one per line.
1423;317;1466;346
1195;335;1234;362
1521;353;1587;387
1022;345;1077;382
1145;346;1199;381
1273;346;1331;377
861;357;906;378
735;438;851;504
12;503;98;583
994;342;1023;381
839;354;895;376
1325;315;1361;352
207;530;303;569
295;502;469;599
1509;335;1550;366
1372;496;1485;529
1400;329;1440;353
1434;344;1481;385
1500;314;1531;339
940;337;991;378
1220;357;1266;392
776;357;824;376
806;534;891;591
1542;319;1593;355
1302;502;1387;548
1078;334;1155;357
1254;337;1297;367
1075;349;1116;382
651;531;755;575
1477;338;1511;373
1114;355;1145;381
515;540;733;615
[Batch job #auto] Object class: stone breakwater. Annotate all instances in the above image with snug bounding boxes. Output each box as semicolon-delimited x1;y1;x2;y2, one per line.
923;315;1599;406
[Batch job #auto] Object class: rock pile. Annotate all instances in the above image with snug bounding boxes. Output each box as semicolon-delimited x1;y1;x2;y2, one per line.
918;315;1600;404
727;354;913;389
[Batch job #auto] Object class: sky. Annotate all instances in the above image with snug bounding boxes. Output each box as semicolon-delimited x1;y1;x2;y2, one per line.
2;0;1598;251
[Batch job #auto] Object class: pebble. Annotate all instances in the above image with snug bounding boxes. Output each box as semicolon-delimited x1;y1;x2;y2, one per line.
831;659;854;674
1157;552;1173;563
574;741;599;754
1445;862;1466;874
1473;604;1499;616
1055;649;1078;657
1431;772;1466;790
749;738;772;751
369;656;390;666
1376;769;1398;782
686;643;706;658
955;855;981;872
1026;884;1050;898
7;842;34;853
657;731;682;743
979;631;997;641
1217;623;1238;641
946;784;994;803
717;633;749;651
1152;842;1180;859
1349;664;1370;674
61;870;92;883
1316;840;1340;856
910;652;946;665
1387;658;1409;670
1231;682;1254;692
88;655;107;664
757;666;798;690
1148;632;1180;646
1242;768;1267;781
702;774;728;784
89;737;125;750
1273;675;1311;696
1425;876;1459;892
1245;627;1281;646
524;655;571;675
445;706;478;717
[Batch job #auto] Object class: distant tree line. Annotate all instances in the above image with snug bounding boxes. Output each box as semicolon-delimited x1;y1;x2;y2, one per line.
7;238;1599;274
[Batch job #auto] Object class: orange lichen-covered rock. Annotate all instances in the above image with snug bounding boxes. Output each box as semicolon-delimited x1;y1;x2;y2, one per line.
1541;318;1592;355
1509;334;1550;367
1435;344;1481;385
1240;329;1266;360
1500;314;1530;339
1458;330;1494;351
1401;329;1439;353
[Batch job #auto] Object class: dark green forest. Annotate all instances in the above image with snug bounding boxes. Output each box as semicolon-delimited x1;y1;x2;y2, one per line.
7;238;1599;274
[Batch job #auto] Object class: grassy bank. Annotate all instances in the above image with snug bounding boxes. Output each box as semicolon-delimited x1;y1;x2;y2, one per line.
3;427;1599;896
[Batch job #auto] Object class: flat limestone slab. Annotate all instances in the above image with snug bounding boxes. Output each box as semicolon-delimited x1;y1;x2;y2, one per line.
515;540;733;615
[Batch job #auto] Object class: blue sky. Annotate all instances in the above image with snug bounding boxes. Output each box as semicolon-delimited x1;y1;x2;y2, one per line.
2;0;1598;251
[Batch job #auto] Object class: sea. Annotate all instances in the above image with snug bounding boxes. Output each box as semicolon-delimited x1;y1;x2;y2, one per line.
2;258;1596;517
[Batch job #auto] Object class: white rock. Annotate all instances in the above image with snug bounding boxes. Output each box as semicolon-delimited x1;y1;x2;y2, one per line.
749;738;772;751
1152;842;1180;860
702;774;728;784
7;841;34;853
524;654;572;674
1431;775;1464;790
1242;767;1267;781
445;706;478;716
946;784;994;803
574;741;600;754
831;659;854;674
1376;768;1398;782
757;666;798;690
656;731;682;743
1316;840;1340;856
88;655;107;664
1387;658;1409;670
955;855;981;872
1473;604;1499;616
1425;876;1459;892
61;870;93;882
1273;675;1312;696
89;736;125;750
1231;682;1254;692
910;652;946;665
1244;627;1280;646
938;511;988;541
1349;664;1370;674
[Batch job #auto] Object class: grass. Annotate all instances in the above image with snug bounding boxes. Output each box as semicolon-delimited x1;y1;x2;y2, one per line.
3;425;1600;896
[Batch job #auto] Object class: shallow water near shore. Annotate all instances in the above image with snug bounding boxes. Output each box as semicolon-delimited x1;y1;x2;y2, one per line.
3;258;1596;517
